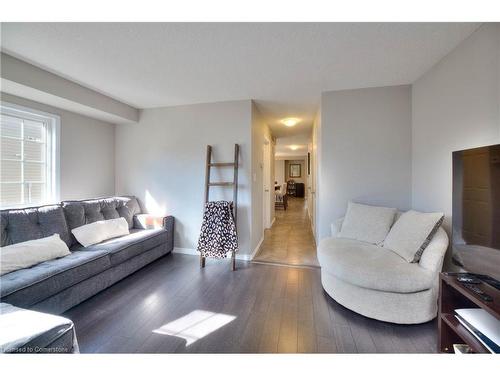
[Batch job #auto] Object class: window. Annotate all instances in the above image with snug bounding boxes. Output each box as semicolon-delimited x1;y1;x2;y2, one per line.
0;102;60;208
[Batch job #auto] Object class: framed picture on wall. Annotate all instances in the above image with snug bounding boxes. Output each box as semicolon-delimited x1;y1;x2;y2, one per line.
289;163;301;178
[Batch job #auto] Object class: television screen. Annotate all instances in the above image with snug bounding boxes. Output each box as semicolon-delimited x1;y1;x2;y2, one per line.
452;144;500;281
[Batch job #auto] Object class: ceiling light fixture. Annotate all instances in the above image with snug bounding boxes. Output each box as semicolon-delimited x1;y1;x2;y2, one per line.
281;118;300;127
289;145;299;151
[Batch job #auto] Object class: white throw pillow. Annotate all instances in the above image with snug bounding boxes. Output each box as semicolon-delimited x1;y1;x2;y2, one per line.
0;234;71;276
383;210;444;263
338;202;397;244
72;217;129;247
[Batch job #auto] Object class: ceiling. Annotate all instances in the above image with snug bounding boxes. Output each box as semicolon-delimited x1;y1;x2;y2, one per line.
1;23;480;136
275;134;311;158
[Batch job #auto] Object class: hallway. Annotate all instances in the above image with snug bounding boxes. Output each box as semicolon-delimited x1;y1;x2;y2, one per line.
253;197;319;267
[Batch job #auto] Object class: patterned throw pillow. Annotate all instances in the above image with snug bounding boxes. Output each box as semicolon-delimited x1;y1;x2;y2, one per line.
383;210;444;263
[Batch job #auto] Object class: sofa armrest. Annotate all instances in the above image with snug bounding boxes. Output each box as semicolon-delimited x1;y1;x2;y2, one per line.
162;215;175;234
419;227;449;273
331;217;344;237
134;214;175;251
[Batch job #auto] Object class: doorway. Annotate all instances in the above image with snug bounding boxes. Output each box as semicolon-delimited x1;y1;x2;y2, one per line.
253;195;318;267
263;137;272;230
253;138;318;267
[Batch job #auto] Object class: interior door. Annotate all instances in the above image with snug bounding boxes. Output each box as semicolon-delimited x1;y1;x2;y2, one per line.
462;147;492;246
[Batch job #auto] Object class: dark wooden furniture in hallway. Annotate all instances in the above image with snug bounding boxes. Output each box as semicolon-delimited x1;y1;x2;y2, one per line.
254;197;319;267
64;253;438;353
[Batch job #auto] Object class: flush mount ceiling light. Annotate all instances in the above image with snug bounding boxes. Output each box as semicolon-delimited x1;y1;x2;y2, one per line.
281;118;300;127
289;145;299;151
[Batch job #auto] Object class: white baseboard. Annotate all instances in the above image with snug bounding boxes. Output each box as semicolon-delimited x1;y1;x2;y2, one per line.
250;236;264;260
173;247;198;256
173;247;253;261
236;253;252;261
270;217;276;227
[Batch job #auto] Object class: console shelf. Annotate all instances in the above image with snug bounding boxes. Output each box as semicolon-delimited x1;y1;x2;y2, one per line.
438;273;499;353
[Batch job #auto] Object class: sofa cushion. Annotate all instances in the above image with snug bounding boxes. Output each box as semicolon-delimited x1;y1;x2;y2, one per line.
0;205;72;248
338;202;397;245
71;228;167;266
62;196;141;246
0;250;111;308
317;237;435;293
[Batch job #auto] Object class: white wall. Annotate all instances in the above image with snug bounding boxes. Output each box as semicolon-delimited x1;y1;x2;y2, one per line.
115;100;255;255
412;24;500;228
251;101;274;251
318;85;412;239
1;92;116;200
274;159;285;186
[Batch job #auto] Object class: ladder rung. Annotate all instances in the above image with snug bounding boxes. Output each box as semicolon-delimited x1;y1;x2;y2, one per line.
208;162;235;167
208;182;234;186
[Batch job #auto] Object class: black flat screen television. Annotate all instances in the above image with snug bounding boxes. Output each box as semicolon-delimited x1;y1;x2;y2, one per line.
452;144;500;283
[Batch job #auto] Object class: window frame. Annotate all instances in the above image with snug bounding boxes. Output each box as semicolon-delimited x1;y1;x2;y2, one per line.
0;101;60;208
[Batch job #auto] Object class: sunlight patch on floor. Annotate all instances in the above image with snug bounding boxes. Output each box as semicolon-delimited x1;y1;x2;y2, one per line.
152;310;236;346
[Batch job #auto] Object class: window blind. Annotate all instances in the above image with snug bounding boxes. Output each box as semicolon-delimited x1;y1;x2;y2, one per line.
0;112;49;207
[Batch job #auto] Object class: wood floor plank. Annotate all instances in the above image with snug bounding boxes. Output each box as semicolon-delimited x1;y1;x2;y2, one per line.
65;253;438;354
258;267;288;353
277;270;299;352
348;315;377;353
297;269;316;352
370;321;400;353
316;335;338;353
332;324;357;353
311;278;334;338
390;323;420;353
192;263;262;353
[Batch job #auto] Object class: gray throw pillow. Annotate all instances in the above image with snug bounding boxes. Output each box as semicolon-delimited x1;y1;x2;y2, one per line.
339;202;397;245
383;210;444;263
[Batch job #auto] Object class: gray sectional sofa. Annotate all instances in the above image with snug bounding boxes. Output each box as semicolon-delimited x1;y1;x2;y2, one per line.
0;196;174;314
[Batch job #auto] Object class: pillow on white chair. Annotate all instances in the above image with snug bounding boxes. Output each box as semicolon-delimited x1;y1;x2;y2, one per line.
0;234;71;276
72;217;129;247
339;202;397;244
383;210;444;263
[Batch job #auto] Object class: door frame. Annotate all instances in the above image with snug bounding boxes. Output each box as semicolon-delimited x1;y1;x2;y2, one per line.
263;136;272;230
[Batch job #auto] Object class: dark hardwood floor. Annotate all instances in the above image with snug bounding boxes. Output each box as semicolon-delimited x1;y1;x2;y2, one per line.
64;253;438;353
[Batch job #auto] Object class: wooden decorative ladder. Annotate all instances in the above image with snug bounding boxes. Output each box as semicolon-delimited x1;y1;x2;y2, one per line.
201;144;239;271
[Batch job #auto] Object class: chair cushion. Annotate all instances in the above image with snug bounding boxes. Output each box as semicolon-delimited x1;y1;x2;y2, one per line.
62;196;141;246
0;250;111;308
0;205;72;248
71;228;168;266
317;237;435;293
